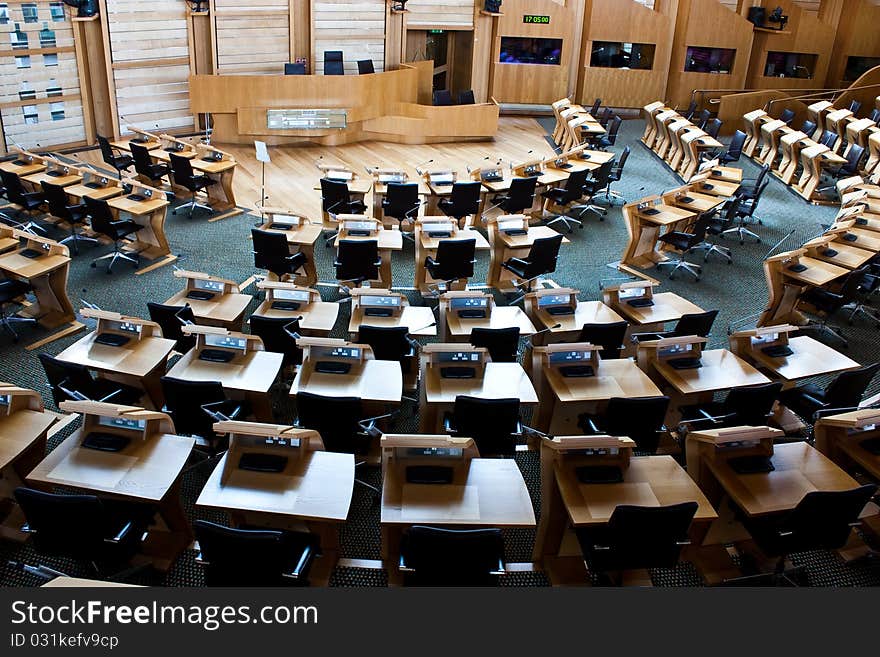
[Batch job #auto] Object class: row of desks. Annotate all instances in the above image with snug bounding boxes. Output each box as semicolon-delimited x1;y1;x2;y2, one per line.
641;102;725;182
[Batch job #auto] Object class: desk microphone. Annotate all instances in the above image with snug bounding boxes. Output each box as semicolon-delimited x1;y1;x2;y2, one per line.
410;320;437;334
314;155;324;170
763;228;797;260
79;299;101;310
528;323;563;345
415;158;434;175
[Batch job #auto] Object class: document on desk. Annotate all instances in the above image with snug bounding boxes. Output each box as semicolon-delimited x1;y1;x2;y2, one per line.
49;452;138;490
224;470;300;513
401;484;480;521
583;482;659;519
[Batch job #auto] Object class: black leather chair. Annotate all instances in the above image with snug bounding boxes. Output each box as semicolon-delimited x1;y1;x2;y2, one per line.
85;196;142;273
589;98;602;117
704;118;723;139
249;315;303;370
541;168;590;232
97;134;134;178
818;129;838;150
358;325;418;387
438;181;482;226
799;265;871;346
733;485;877;585
0;169;46;234
779;109;796;125
469;326;520;363
424;238;476;292
501;234;564;302
381;182;421;238
848;100;862;115
445;395;521;456
356;59;374;75
433;90;453;106
725;178;768;243
576;161;614;221
596;115;622;149
0;278;35;341
677;382;783;433
576;321;629;360
604;145;630;203
696;108;711;129
821;144;866;188
160;377;249;467
13;487;153;581
631;309;719;343
717;130;746;164
130;142;170;186
324;50;344;75
579;396;670;453
252;227;306;280
574;502;698;585
320;178;367;245
284;62;306;75
870;108;880;124
597;106;613;129
335;239;381;288
701;197;738;264
41;180;97;255
169;152;214;218
799;119;817;137
399;526;505;586
39;353;142;406
777;362;879;422
682;100;698;121
458;89;475;105
146;302;196;354
655;212;712;281
194;520;319;586
491;176;537;215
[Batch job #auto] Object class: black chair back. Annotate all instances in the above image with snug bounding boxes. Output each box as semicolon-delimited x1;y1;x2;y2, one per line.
252;227;296;276
683;100;697;120
38;353;97;406
502;176;538;213
41;181;77;222
705;118;723;139
781;485;876;551
559;168;591;204
451;396;520;456
249;315;302;368
358;325;412;363
169;152;198;189
605;115;622;143
383;182;420;219
458;89;475;105
284;62;306;75
356;59;375;75
823;362;880;408
446;181;482;216
842;144;865;174
800;120;817;136
848;100;862;115
724;130;746;161
673;309;718;338
130;142;158;176
147;302;196;353
819;130;838;149
433;90;453;106
83;196;116;237
870;108;880;124
576;321;628;360
598;106;613;128
589;160;614;188
335;239;379;283
324;50;344;75
779;108;796;125
0;170;28;205
97;135;117;166
589;98;602;117
576;502;698;574
697;109;711;129
469;326;520;363
320;178;354;214
427;238;476;282
401;526;504;586
611;146;631;179
604;396;670;453
160;377;227;438
721;382;783;425
521;234;563;278
295;391;365;454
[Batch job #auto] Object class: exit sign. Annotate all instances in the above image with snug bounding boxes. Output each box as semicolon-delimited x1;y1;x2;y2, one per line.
523;14;550;24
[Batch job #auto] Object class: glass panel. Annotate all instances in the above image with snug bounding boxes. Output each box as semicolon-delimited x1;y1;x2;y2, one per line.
39;22;55;47
22;105;39;124
50;101;65;121
499;37;563;65
590;42;656;70
15;55;31;69
43;53;58;66
0;4;9;25
844;56;880;83
22;3;38;23
267;109;348;130
18;81;36;101
764;52;817;79
684;46;736;74
49;2;65;21
11;22;28;49
46;78;62;96
426;31;448;67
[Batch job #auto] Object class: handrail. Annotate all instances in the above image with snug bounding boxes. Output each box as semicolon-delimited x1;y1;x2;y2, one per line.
685;82;880;114
766;82;880;113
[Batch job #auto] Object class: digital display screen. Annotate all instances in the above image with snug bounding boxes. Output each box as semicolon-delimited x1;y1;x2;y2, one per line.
578;447;620;456
97;416;146;431
205;335;248;351
262;436;301;448
659;343;694;359
326;170;353;181
500;37;562;65
429;173;454;184
619;287;646;299
273;289;311;302
271;215;301;229
361;295;400;307
402;447;463;458
194;279;225;292
549;350;591;363
344;220;375;232
450;297;487;309
106;320;142;335
537;294;570;307
378;172;406;183
325;347;360;359
0;394;9;406
438;352;480;363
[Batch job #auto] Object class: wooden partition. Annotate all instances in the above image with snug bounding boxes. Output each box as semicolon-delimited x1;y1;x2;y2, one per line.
716;88;811;134
210;0;291;75
666;0;754;110
577;0;676;109
742;1;836;92
189;64;499;145
312;0;386;75
825;0;880;90
488;0;584;104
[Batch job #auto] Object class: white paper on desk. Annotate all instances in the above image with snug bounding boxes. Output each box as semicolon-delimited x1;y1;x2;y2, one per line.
254;140;271;164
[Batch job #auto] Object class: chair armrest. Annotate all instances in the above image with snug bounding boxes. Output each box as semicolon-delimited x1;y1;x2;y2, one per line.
194;552;209;566
201;399;246;423
398;554;415;573
20;522;35;534
104;521;134;544
489;559;507;576
442;413;456;433
281;544;315;580
674;539;691;547
58;378;90;402
504;257;529;268
283;320;302;341
630;331;669;343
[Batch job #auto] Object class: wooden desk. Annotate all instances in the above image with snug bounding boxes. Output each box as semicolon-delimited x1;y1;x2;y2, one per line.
825;108;854;153
105;194;171;261
0;157;46;178
0;236;73;329
694;440;859;517
529;300;625;345
166;348;283;421
258;215;323;286
163;286;252;332
381;455;535;576
797;145;846;202
775;131;810;183
26;403;194;570
814;409;880;482
605;290;704;329
442;306;536;341
420;360;538;432
804;237;876;270
668;190;724;214
290;359;403;404
64;181;124;202
691;177;739;199
621;202;696;269
487;222;570;290
681;132;723;181
757;119;788;166
197;447;353;585
251;292;339;336
758;250;850;327
335;224;403;290
731;334;858;383
806;100;834;140
642;102;671;149
650;348;771;397
349;305;437;338
742;109;770;158
414;228;489;294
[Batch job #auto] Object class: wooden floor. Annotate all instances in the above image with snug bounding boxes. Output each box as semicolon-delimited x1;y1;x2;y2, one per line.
71;117;554;219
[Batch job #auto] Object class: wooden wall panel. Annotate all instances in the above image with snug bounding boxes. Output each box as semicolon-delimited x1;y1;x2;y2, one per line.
104;0;193;134
212;0;291;75
665;0;754;110
406;0;474;30
0;2;86;151
311;0;386;75
825;0;880;89
578;0;677;108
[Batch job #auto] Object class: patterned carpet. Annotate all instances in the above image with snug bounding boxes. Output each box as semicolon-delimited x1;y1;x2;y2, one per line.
1;118;879;587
